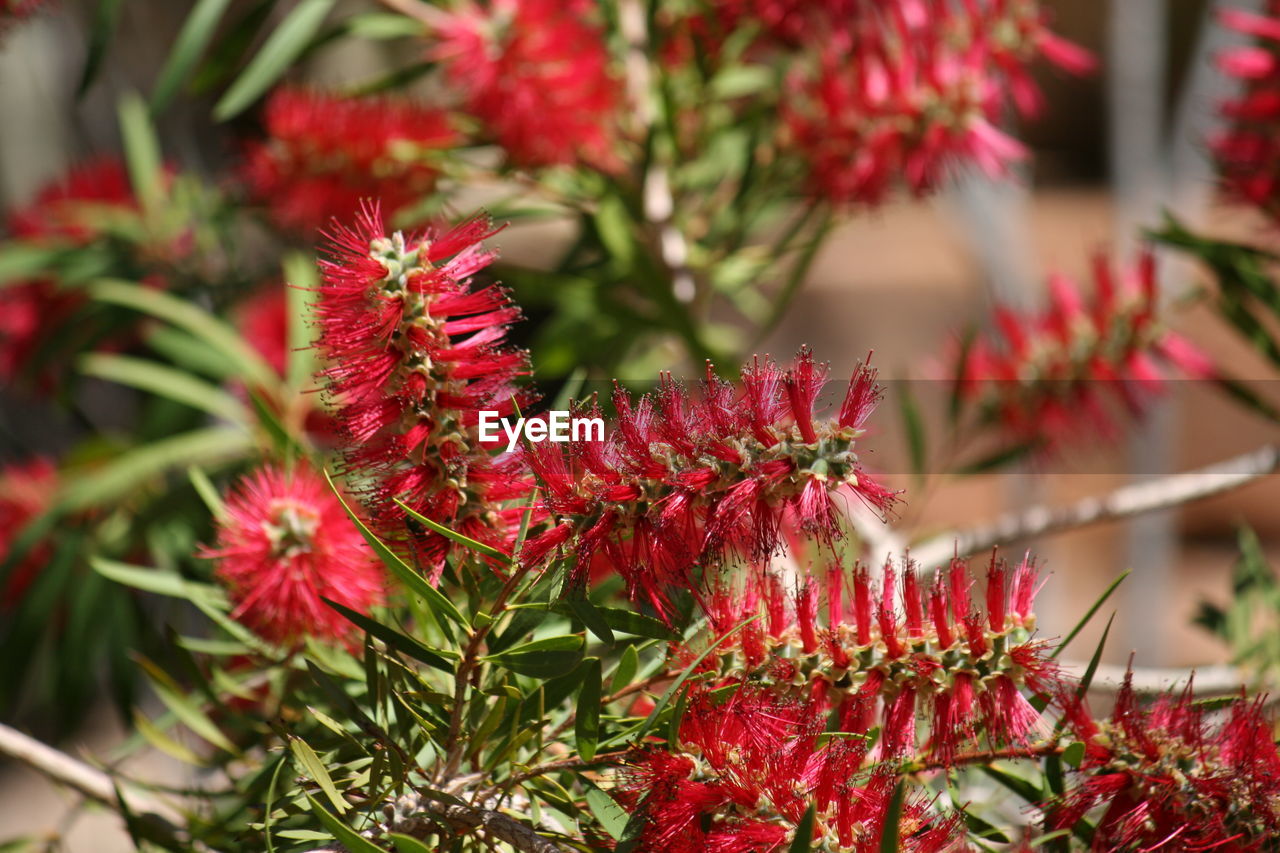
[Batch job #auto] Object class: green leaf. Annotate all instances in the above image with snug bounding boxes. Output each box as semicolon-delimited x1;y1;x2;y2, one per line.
137;658;237;753
89;279;277;389
980;764;1042;804
78;0;125;96
133;709;206;766
58;426;251;511
586;786;629;841
1052;571;1128;659
80;352;247;424
710;65;774;100
879;780;905;853
395;499;513;564
1061;741;1085;769
92;557;227;606
282;254;318;387
610;644;639;695
343;12;426;39
576;658;602;762
0;244;63;285
789;803;816;853
292;738;348;815
305;795;385;852
596;607;676;640
486;636;584;678
386;833;434;853
214;0;338;120
321;597;454;674
117;94;165;214
188;466;226;520
898;383;927;484
1212;375;1280;424
324;471;468;629
150;0;234;113
569;597;615;645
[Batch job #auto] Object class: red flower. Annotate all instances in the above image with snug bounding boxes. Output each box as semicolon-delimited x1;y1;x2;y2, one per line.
433;0;622;170
313;203;534;575
0;458;58;606
1214;4;1280;217
201;465;384;647
243;88;457;233
521;349;896;618
780;1;1091;205
697;550;1064;763
957;252;1214;452
2;158;142;385
1050;672;1280;850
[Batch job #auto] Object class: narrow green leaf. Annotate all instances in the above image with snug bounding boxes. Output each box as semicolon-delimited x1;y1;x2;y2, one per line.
386;833;434;853
291;738;347;814
59;426;251;511
980;765;1042;804
954;442;1038;475
394;498;513;564
132;709;206;766
879;780;905;853
1061;741;1085;768
610;645;639;694
90;279;276;389
305;795;385;852
117;94;165;214
92;557;227;605
596;607;675;640
78;0;125;96
188;466;226;520
214;0;338;120
80;352;247;423
898;383;927;483
150;0;234;113
1052;571;1129;659
569;597;615;645
576;658;602;762
323;471;468;629
138;660;237;753
282;254;318;388
789;803;816;853
321;597;453;673
586;787;629;841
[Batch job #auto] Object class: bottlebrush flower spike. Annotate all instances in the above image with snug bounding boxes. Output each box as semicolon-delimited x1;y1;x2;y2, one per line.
2;157;146;385
616;681;964;852
957;252;1214;452
1049;671;1280;849
696;550;1065;763
521;348;895;618
0;458;58;606
1214;3;1280;218
200;465;384;647
313;203;534;575
242;88;456;233
781;1;1092;205
432;0;622;170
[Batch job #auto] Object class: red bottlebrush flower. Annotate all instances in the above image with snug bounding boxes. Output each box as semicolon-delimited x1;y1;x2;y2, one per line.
616;681;964;852
0;458;58;606
1214;4;1280;217
521;349;895;618
695;550;1066;764
201;465;384;647
433;0;622;170
242;88;457;233
2;158;144;386
1050;672;1280;850
236;285;290;377
956;252;1214;452
781;2;1091;205
313;203;534;575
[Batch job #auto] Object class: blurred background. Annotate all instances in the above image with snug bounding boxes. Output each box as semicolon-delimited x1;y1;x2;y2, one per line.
1;0;1277;846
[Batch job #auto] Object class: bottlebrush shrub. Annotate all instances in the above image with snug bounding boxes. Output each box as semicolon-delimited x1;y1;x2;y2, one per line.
954;252;1214;453
1214;3;1280;219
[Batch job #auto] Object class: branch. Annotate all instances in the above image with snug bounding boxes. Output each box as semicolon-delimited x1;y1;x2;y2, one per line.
911;444;1280;568
0;722;184;837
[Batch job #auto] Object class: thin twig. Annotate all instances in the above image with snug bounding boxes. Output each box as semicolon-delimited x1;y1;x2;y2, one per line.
910;444;1280;568
379;791;567;853
0;722;185;836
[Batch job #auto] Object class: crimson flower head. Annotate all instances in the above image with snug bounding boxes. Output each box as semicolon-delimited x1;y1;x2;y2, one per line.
2;158;144;385
780;1;1091;206
0;458;58;606
521;348;895;618
617;681;964;852
1213;4;1280;218
433;0;622;170
201;465;384;647
1050;672;1280;849
243;88;457;233
957;252;1213;451
313;203;534;574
